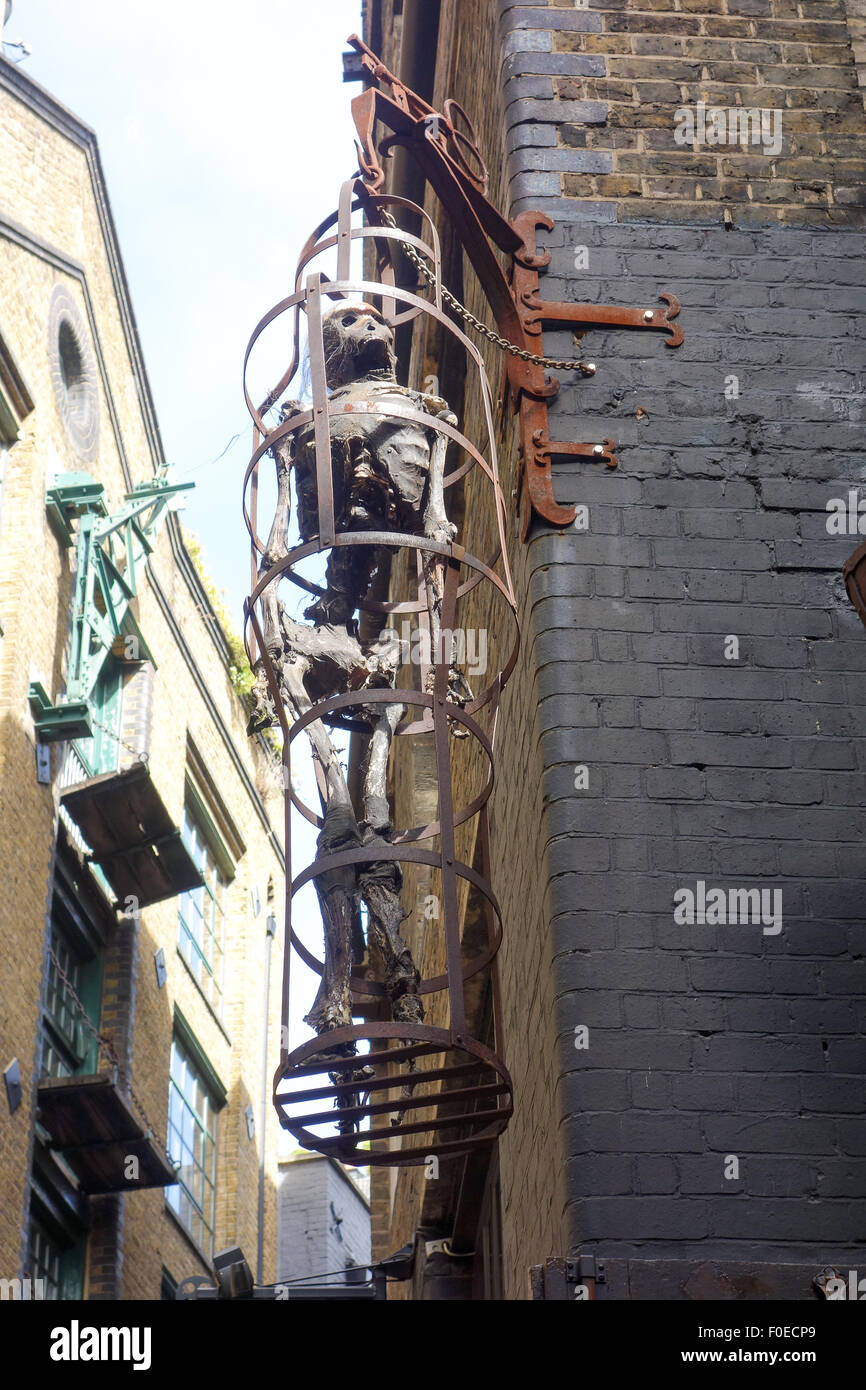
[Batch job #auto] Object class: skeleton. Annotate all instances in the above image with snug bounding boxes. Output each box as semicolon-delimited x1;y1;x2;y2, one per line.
251;303;467;1129
294;302;465;696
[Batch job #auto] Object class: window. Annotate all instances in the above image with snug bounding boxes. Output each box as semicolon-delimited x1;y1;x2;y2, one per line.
28;1211;85;1301
0;323;34;452
73;658;124;779
166;1034;219;1257
178;804;226;1015
41;897;102;1079
48;285;98;461
29;1218;61;1300
30;849;105;1301
58;320;88;428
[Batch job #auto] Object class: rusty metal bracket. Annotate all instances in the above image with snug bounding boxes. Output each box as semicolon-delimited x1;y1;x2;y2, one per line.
843;538;866;632
345;36;685;541
518;289;684;347
510;212;683;538
516;431;618;529
529;430;619;472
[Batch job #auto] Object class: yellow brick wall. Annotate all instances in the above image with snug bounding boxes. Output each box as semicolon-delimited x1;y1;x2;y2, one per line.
0;68;285;1297
363;0;569;1299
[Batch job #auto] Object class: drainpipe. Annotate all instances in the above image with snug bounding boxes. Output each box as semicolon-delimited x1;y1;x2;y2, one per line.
257;908;277;1284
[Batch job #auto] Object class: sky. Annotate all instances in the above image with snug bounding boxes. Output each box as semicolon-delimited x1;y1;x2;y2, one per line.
7;1;368;1104
10;0;363;621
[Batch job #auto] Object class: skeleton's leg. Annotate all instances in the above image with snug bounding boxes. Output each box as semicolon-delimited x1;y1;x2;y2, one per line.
358;703;423;1025
280;656;351;812
277;658;357;1042
280;658;372;1134
358;701;422;1126
362;701;403;831
304;803;360;1035
361;871;424;1026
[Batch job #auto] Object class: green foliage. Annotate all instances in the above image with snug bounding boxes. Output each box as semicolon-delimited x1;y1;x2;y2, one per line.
181;527;254;698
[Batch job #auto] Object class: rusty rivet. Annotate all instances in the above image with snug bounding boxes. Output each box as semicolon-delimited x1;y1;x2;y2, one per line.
643;310;654;322
593;444;604;457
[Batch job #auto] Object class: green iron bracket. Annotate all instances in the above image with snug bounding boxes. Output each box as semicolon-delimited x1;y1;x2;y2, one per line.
46;472;108;546
28;681;92;742
31;468;194;743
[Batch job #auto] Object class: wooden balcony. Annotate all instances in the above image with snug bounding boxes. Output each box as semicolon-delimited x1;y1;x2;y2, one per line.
37;1072;177;1194
60;761;202;908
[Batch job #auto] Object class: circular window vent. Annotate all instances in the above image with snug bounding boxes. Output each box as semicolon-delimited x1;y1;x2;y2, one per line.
49;286;99;460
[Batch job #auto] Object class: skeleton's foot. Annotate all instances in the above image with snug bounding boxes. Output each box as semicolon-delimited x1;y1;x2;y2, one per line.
308;1035;373;1084
306;1035;374;1137
389;1054;419;1128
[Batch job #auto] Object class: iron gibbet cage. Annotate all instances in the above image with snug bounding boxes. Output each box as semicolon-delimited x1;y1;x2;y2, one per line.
242;180;517;1166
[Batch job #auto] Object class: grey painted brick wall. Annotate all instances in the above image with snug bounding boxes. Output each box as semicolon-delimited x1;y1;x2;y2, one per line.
277;1155;370;1285
525;214;866;1277
493;0;866;1290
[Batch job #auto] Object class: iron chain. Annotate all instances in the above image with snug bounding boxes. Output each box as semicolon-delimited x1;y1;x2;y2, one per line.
87;712;149;768
379;208;594;373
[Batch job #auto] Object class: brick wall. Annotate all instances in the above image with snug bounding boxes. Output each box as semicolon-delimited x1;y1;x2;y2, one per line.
365;0;866;1297
277;1155;371;1284
499;0;866;1295
529;217;866;1289
0;61;285;1299
505;0;866;226
365;0;571;1300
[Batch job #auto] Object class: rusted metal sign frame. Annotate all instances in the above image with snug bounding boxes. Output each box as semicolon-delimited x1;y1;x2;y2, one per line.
345;33;684;539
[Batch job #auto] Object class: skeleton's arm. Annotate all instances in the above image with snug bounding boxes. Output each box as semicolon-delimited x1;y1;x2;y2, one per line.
423;406;458;545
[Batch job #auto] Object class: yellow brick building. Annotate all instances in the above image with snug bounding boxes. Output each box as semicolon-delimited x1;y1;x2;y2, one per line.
0;56;285;1299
